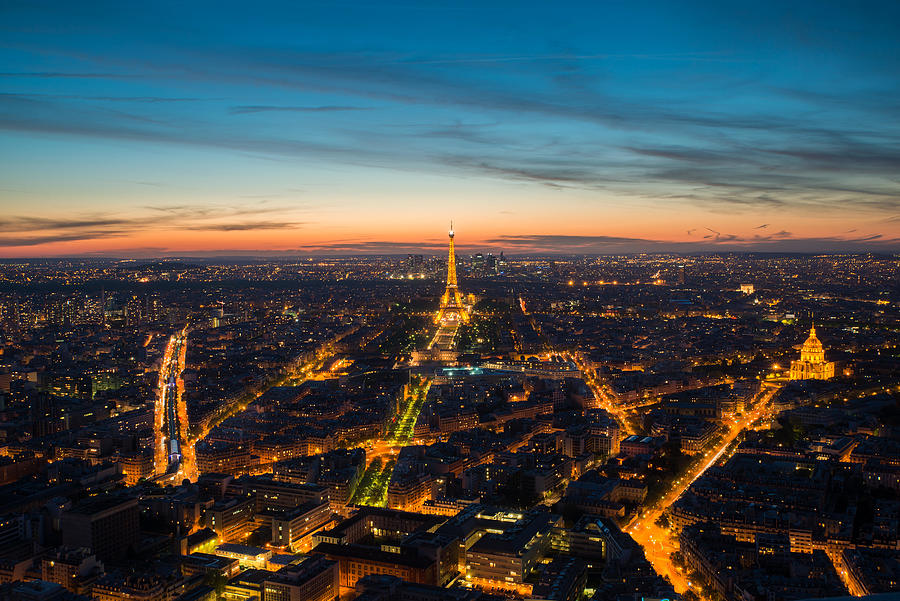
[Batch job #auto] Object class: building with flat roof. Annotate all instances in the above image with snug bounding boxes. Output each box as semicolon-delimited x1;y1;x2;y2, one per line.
270;500;334;553
223;568;273;601
557;515;631;564
180;552;239;580
354;573;482;601
240;477;329;513
842;548;900;596
262;555;338;601
60;495;139;561
213;543;272;570
312;542;437;590
313;506;444;547
530;556;586;601
465;509;561;595
205;495;254;543
40;547;103;595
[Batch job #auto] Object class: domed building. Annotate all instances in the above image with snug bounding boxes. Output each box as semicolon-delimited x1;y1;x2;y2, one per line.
789;325;835;380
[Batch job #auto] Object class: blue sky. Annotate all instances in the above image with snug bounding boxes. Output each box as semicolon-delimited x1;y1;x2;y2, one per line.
1;0;898;255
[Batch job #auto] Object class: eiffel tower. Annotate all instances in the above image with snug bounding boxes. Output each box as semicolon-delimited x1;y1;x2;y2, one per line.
436;222;469;323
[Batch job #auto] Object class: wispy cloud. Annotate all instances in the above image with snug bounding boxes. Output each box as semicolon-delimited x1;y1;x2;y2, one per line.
298;240;448;254
0;231;129;247
0;92;206;103
229;105;371;114
0;72;137;79
0;206;304;248
483;233;899;254
185;221;303;231
0;216;134;232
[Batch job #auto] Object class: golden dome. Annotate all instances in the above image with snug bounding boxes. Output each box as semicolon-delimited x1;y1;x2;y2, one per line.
799;325;825;363
802;326;823;351
790;323;835;381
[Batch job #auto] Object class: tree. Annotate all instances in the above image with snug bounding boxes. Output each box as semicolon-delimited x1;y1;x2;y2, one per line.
203;571;228;599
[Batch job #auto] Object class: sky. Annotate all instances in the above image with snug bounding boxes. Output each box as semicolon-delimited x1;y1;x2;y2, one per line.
1;0;899;256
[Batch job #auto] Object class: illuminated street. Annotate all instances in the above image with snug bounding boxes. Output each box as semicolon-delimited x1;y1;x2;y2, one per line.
188;346;336;451
152;335;177;475
568;352;637;435
387;378;431;445
625;384;782;598
348;377;432;506
349;457;398;507
154;330;193;482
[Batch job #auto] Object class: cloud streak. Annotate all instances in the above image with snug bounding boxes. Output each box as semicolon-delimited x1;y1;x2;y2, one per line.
184;221;303;231
0;206;305;248
483;233;899;254
229;105;371;114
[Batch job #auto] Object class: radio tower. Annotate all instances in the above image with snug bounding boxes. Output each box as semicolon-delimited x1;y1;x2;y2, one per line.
436;222;468;323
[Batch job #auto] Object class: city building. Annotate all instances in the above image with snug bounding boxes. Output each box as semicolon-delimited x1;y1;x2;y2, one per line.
270;500;334;553
40;548;103;595
60;496;139;561
312;543;437;590
92;569;188;601
387;470;434;512
262;555;339;601
206;496;255;543
213;543;272;570
465;509;561;595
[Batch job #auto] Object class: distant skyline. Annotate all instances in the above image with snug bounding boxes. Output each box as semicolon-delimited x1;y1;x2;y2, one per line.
1;1;899;257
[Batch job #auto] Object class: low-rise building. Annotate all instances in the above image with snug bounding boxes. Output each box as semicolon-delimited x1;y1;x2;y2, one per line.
262;555;338;601
271;500;334;553
465;509;561;596
214;544;272;570
206;496;255;543
60;495;139;561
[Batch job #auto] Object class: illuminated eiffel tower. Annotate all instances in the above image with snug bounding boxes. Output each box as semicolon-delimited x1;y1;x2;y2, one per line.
436;222;469;323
